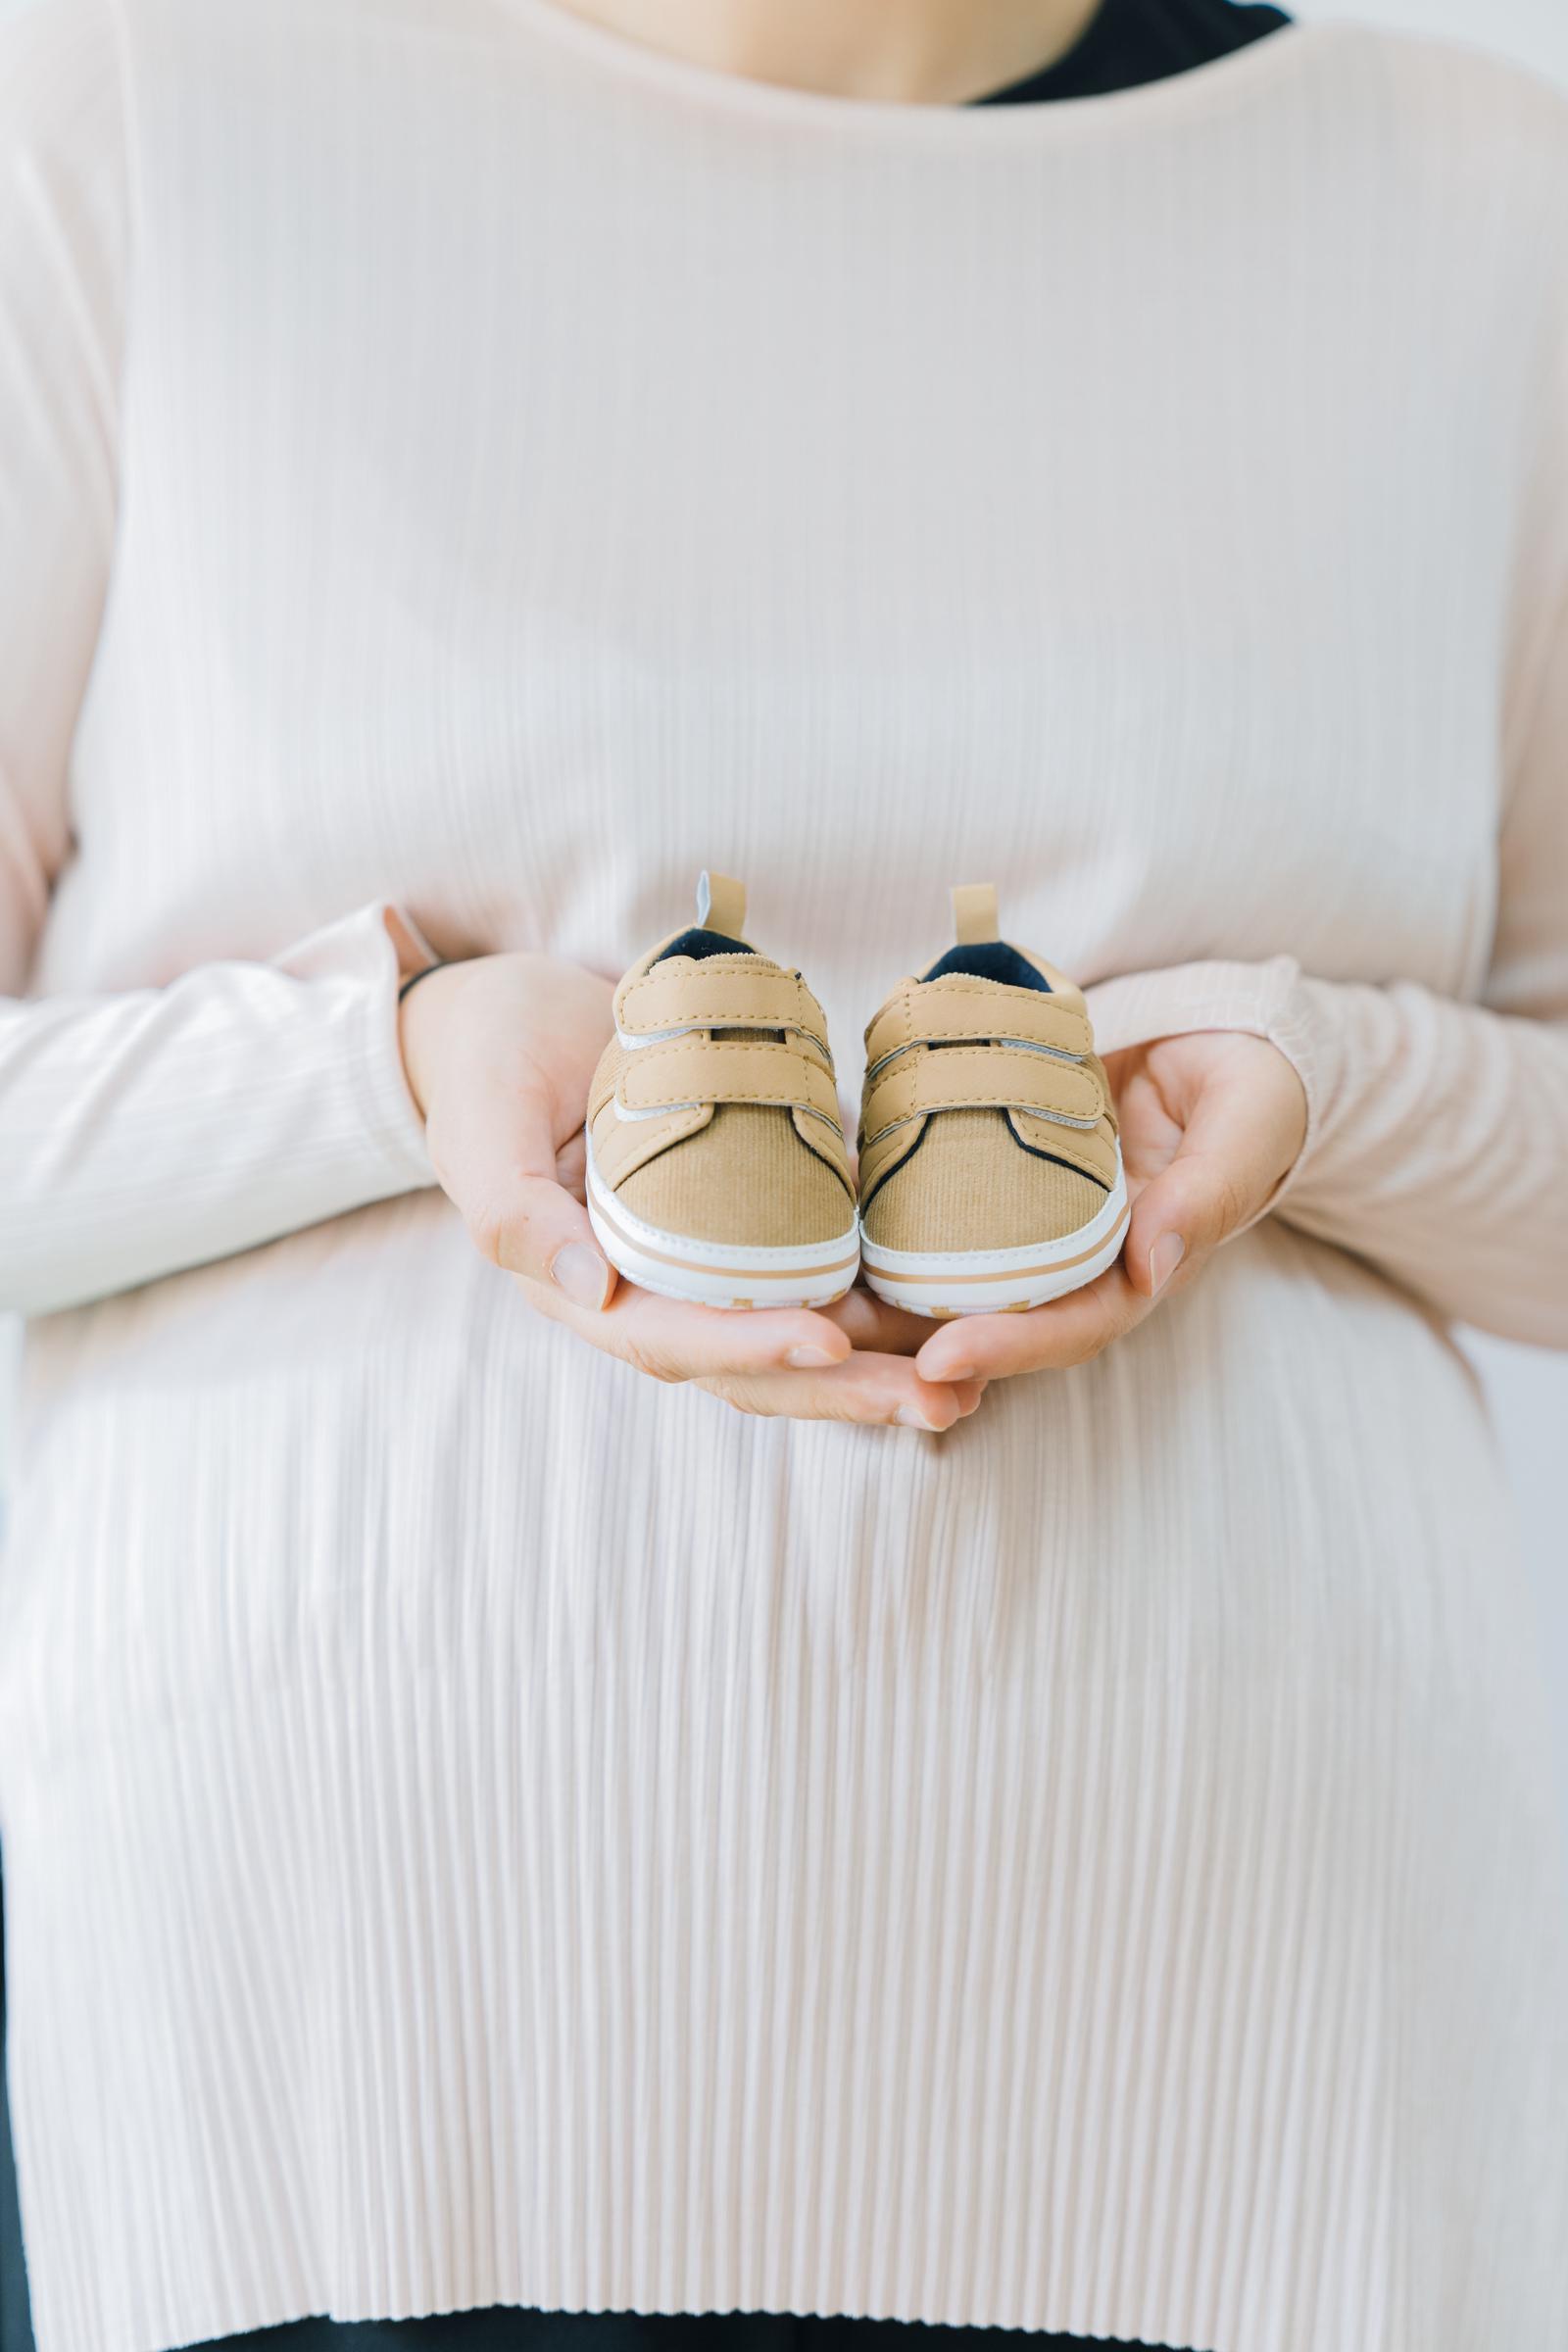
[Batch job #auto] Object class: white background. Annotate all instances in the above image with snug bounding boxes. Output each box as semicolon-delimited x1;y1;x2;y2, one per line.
0;0;1564;1831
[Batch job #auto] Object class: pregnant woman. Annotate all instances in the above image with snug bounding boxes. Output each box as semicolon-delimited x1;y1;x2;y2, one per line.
1;0;1565;2348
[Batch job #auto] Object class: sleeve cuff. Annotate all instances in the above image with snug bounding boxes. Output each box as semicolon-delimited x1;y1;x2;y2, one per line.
273;902;433;1191
1085;954;1328;1224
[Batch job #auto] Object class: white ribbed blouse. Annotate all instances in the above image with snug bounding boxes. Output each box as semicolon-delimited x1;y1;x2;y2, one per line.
2;4;1567;2349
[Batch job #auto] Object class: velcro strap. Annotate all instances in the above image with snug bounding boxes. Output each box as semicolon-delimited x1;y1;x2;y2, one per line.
618;1038;843;1126
864;982;1091;1068
861;1046;1103;1140
617;963;828;1043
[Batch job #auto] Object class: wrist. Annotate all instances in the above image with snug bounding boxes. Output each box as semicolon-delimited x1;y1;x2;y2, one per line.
397;956;470;1118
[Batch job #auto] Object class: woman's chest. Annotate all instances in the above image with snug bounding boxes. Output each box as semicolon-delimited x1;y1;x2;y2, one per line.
60;42;1532;1001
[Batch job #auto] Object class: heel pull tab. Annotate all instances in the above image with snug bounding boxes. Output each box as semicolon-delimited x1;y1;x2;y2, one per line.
696;870;747;938
952;882;999;946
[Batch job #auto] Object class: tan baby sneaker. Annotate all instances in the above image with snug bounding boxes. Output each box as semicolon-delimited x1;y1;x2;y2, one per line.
585;873;859;1308
857;885;1128;1317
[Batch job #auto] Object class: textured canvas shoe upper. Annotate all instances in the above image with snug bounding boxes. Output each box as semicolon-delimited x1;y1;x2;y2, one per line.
587;873;856;1250
858;885;1119;1254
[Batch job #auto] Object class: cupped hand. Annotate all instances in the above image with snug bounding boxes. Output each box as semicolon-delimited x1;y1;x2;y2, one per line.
398;952;980;1429
911;1029;1308;1388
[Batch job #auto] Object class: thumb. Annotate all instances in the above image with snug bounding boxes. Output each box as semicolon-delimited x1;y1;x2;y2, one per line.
432;1054;615;1311
1124;1073;1285;1300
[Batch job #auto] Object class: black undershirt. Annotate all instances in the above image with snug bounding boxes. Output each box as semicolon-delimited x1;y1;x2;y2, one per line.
979;0;1292;106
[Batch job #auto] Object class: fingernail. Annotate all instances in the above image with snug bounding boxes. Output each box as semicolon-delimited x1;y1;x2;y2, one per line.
1150;1233;1187;1296
934;1359;975;1383
552;1242;612;1310
897;1404;943;1432
787;1344;839;1368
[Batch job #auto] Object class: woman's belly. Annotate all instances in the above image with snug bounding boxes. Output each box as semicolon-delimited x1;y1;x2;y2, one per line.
0;1189;1534;1783
6;1196;1565;2352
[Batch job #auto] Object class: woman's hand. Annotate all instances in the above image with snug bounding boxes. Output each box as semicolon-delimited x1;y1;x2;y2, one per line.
911;1030;1308;1387
399;954;980;1429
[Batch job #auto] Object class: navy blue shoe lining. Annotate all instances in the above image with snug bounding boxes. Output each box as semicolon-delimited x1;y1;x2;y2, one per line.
920;941;1050;991
654;926;756;963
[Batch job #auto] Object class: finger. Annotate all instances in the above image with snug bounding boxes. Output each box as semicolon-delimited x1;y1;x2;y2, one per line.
702;1353;988;1428
822;1286;933;1357
914;1261;1152;1383
521;1275;856;1381
436;1063;615;1310
487;1177;615;1312
1122;1073;1288;1299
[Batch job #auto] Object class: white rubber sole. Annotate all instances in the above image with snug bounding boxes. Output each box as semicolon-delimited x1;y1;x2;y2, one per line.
859;1163;1130;1318
585;1143;859;1310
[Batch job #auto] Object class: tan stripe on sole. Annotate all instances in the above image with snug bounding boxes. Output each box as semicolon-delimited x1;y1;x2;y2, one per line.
594;1188;860;1286
864;1203;1129;1286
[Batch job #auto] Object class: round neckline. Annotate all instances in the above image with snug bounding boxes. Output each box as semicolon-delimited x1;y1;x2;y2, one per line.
496;0;1341;141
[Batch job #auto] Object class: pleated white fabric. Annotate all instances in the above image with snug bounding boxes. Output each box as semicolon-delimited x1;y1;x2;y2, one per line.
1;5;1567;2350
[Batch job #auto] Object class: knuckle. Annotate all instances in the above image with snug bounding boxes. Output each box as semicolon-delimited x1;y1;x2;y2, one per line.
702;1378;760;1416
467;1205;510;1269
1027;1336;1080;1369
1217;1171;1249;1233
620;1336;691;1385
1054;1313;1116;1368
468;1199;544;1278
1185;1156;1245;1241
468;1186;560;1278
1084;1310;1121;1361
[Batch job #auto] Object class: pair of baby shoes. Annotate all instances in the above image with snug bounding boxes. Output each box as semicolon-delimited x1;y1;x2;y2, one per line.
585;873;1128;1318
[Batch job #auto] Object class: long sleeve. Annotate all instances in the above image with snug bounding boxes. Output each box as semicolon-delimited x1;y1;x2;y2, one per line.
1082;162;1568;1350
1273;573;1567;1347
1088;420;1568;1348
0;0;431;1320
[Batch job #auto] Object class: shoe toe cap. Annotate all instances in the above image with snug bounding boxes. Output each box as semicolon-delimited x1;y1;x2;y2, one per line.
617;1105;855;1249
861;1108;1109;1253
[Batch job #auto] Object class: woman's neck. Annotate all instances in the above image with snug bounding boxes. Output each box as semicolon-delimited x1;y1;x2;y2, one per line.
541;0;1106;103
